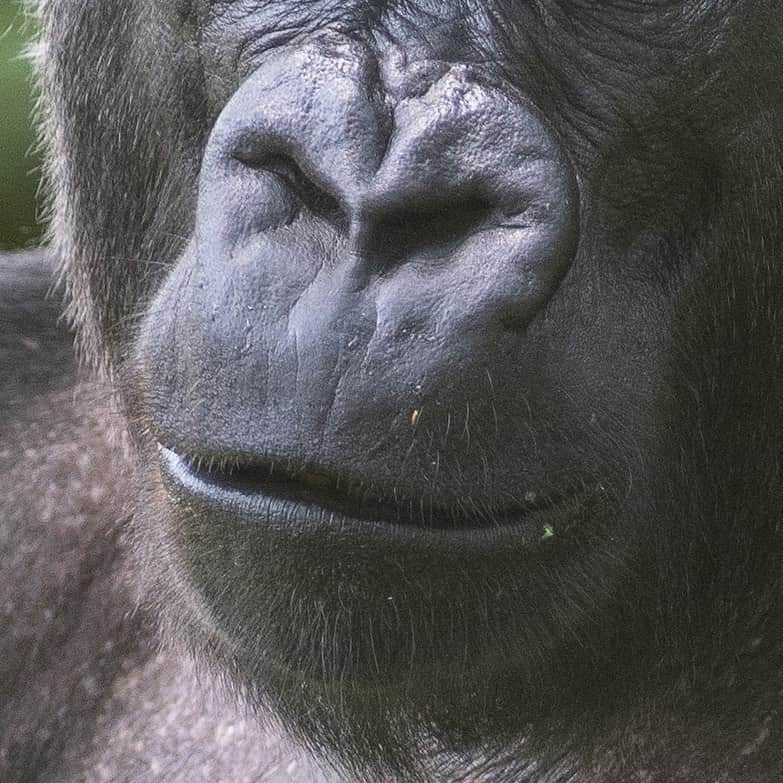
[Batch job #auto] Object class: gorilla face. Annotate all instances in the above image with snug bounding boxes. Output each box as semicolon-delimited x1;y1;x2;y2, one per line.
38;0;783;777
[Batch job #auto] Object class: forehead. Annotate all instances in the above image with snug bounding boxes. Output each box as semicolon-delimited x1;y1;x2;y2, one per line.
194;1;736;74
197;0;737;34
191;0;740;119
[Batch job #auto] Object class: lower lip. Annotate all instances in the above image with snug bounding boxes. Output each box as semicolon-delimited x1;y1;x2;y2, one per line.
158;446;590;550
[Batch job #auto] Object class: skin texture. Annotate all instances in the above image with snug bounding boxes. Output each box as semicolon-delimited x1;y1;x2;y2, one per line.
4;1;783;780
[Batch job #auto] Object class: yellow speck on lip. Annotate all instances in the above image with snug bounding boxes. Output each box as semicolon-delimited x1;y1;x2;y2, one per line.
541;524;556;541
411;409;421;427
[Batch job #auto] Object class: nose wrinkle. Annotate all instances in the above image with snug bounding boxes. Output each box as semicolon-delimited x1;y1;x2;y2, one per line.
220;34;568;232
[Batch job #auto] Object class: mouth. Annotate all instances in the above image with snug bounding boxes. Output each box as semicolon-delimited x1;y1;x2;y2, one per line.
158;445;594;547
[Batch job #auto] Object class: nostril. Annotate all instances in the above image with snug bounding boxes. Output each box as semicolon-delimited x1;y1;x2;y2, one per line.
362;194;493;261
231;143;348;230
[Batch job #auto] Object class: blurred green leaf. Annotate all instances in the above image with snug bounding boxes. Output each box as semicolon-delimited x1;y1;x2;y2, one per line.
0;2;41;249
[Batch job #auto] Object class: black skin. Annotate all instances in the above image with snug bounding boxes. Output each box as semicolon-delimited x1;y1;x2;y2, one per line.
5;1;783;780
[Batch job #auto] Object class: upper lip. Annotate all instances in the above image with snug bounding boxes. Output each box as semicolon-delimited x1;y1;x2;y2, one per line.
157;445;569;534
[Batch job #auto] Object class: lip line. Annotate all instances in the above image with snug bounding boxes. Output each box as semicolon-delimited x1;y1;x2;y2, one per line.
163;445;564;530
158;445;588;547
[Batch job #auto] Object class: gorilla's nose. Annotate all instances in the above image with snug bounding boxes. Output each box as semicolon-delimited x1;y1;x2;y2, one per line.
202;34;578;330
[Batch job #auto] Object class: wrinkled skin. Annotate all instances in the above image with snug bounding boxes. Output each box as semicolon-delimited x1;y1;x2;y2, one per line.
16;0;783;780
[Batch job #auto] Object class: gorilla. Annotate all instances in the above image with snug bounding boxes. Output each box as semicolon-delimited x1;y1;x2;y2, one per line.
3;1;783;781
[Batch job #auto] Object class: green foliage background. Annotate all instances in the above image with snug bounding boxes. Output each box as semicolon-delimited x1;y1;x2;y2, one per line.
1;2;41;249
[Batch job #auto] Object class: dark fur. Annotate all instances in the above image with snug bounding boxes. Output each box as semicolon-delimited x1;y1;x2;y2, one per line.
5;1;783;780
